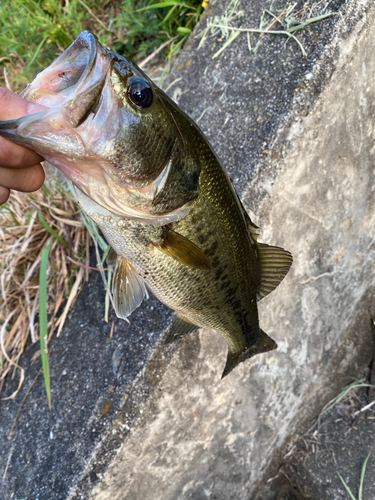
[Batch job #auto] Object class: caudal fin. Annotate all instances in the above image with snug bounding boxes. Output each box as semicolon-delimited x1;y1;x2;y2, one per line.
221;329;277;378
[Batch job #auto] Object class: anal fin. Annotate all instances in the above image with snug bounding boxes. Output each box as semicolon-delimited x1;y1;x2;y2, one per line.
106;247;117;267
256;243;293;300
112;257;147;319
163;313;198;344
222;329;277;378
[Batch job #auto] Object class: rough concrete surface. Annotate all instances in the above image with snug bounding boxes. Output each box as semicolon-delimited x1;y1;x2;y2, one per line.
1;0;375;499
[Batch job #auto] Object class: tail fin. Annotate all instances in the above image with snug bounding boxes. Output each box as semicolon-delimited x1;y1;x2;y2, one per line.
221;329;277;378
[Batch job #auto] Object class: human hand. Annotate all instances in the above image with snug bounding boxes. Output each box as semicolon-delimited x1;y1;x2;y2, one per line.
0;86;46;205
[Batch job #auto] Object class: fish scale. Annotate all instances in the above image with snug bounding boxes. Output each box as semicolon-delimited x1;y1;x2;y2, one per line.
85;123;262;365
0;31;293;377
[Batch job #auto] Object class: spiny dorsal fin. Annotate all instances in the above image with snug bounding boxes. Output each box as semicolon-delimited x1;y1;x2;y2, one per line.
244;213;259;242
153;227;212;270
234;193;260;242
256;242;293;301
106;247;117;267
164;314;198;344
112;257;147;319
222;329;277;378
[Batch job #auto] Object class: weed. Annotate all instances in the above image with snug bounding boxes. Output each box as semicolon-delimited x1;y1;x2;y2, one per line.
337;452;371;500
197;0;337;59
0;0;202;93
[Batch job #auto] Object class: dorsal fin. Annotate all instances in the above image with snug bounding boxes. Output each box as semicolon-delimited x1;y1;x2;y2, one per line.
256;242;293;300
243;212;260;242
233;191;260;243
112;257;147;318
234;194;292;299
163;313;198;344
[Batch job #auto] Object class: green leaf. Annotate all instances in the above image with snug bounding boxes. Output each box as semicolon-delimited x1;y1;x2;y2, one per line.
337;473;357;500
137;0;195;12
177;26;192;35
39;242;52;409
137;1;180;12
359;452;371;500
38;210;69;249
24;35;48;72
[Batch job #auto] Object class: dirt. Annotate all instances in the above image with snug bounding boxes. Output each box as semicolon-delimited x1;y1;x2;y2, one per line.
275;362;375;500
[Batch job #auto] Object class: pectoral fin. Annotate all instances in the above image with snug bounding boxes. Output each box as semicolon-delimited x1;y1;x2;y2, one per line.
112;256;147;319
163;313;198;344
256;243;293;300
222;329;277;378
153;227;212;270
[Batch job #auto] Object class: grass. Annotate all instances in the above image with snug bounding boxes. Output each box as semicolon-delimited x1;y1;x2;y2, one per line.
320;379;375;416
196;0;338;59
337;452;371;500
305;378;375;435
0;172;92;400
0;0;203;93
39;242;52;409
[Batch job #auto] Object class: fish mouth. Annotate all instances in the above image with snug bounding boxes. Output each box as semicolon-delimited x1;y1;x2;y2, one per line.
21;31;102;106
0;32;194;225
0;32;110;142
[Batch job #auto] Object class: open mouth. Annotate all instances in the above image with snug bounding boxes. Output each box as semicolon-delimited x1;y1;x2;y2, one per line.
0;32;110;137
0;31;195;225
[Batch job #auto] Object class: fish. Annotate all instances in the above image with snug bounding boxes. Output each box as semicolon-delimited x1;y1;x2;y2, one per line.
0;31;292;377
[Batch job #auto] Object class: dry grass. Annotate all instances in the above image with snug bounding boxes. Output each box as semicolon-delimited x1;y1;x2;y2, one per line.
0;173;91;399
196;1;338;59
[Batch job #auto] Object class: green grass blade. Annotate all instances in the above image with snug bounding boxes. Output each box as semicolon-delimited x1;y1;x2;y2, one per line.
105;267;113;323
168;34;188;58
177;26;192;35
38;210;69;249
42;183;52;197
337;473;357;500
358;452;371;500
162;3;178;23
24;35;47;72
137;1;194;12
321;380;373;415
39;242;52;409
26;207;37;225
212;29;241;59
0;204;20;226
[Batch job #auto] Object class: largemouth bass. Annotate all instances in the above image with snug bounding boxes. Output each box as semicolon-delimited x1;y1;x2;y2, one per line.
0;32;292;377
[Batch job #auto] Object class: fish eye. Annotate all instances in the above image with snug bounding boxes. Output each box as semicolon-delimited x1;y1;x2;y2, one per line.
128;80;153;109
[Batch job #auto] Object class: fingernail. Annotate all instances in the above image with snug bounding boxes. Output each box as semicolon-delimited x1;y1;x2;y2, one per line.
26;101;47;114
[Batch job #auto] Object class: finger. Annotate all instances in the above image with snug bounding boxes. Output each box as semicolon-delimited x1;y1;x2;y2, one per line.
0;87;45;167
0;86;46;121
0;137;43;168
0;185;10;205
0;163;45;192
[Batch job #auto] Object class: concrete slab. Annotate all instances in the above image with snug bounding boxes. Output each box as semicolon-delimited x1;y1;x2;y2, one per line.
1;1;375;499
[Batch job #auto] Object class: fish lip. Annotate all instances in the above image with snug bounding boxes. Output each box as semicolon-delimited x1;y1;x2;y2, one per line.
72;31;98;90
18;31;110;129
